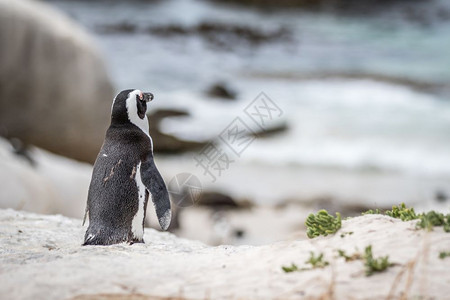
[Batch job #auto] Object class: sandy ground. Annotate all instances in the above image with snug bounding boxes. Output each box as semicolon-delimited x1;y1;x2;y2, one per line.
1;209;449;300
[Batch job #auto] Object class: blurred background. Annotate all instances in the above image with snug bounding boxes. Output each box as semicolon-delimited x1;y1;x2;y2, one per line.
1;0;449;246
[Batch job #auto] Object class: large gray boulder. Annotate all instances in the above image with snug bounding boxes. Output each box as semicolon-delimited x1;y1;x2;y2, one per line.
0;0;114;163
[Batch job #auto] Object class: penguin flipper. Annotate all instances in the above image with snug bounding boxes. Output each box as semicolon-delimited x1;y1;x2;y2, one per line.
140;157;171;230
82;206;88;226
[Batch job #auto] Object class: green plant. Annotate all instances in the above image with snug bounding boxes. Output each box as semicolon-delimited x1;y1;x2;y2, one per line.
445;215;450;232
385;203;418;221
281;263;299;273
306;252;329;268
416;211;445;231
281;252;329;273
415;211;450;232
364;245;392;276
362;208;382;215
361;203;450;232
337;249;361;262
439;251;450;259
305;210;342;238
340;231;353;238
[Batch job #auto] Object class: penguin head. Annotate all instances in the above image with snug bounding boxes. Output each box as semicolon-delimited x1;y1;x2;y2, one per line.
111;89;154;126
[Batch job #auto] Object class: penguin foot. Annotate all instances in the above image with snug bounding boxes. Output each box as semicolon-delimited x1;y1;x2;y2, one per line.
129;238;144;245
83;226;130;246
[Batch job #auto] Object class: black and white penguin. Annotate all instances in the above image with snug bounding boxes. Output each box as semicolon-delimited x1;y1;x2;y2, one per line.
82;89;171;246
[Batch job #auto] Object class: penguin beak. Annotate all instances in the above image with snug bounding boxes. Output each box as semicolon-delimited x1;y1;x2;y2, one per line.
143;92;154;102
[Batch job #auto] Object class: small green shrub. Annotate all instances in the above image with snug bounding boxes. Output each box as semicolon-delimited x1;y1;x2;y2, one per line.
364;245;392;276
337;247;393;276
282;263;299;273
340;231;353;238
445;215;450;232
306;252;329;268
415;211;450;232
305;210;342;238
281;252;329;273
362;208;382;215
385;203;418;221
361;203;450;232
417;211;445;231
439;251;450;259
337;249;361;262
361;203;419;221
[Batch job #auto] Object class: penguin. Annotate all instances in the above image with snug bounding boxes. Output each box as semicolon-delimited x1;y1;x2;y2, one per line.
82;89;171;246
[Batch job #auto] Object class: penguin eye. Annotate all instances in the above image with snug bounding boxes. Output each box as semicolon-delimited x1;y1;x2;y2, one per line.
136;94;147;119
136;94;144;103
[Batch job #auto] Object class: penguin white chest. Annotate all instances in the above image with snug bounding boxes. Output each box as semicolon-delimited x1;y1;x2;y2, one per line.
131;162;148;240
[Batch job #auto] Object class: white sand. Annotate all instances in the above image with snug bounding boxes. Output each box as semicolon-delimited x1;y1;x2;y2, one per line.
1;209;449;300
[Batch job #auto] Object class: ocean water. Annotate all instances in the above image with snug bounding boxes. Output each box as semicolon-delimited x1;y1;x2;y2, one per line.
49;0;450;208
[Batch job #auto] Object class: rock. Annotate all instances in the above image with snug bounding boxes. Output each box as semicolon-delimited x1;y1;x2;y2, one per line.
0;137;91;218
206;0;425;14
8;138;36;166
197;191;252;210
206;82;237;100
149;109;208;153
146;24;190;36
435;190;448;203
0;0;115;163
193;22;290;47
250;122;289;138
198;192;239;209
1;209;450;299
164;190;253;240
100;21;291;48
97;22;137;34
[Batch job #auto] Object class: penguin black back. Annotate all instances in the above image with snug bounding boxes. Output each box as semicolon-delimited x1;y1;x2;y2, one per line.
83;89;171;246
